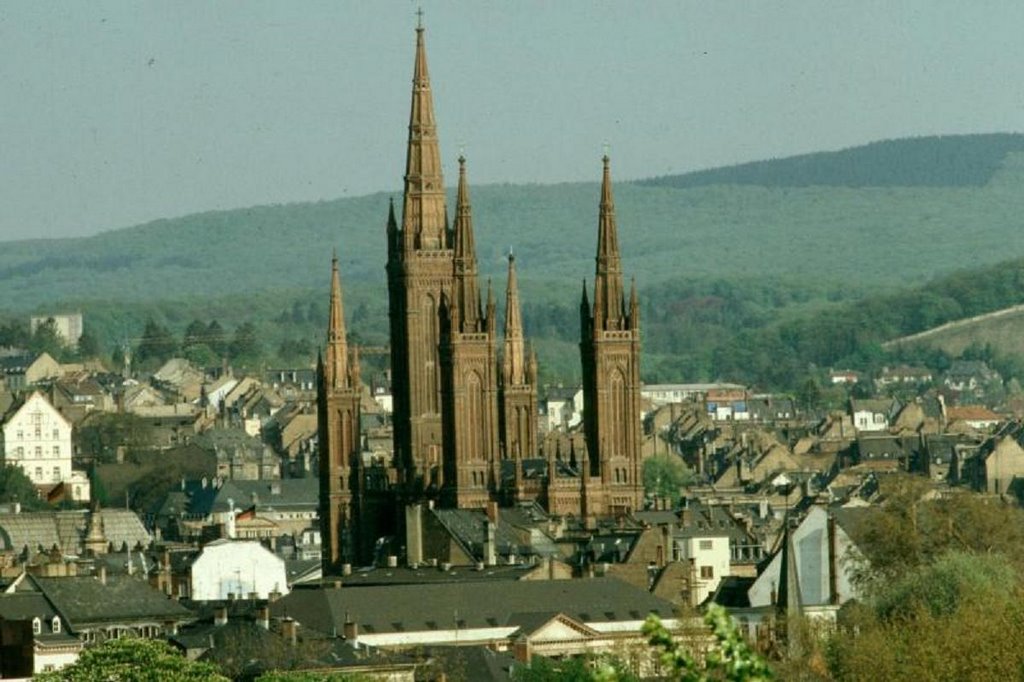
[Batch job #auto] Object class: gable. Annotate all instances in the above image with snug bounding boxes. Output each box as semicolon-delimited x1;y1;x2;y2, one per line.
522;614;599;642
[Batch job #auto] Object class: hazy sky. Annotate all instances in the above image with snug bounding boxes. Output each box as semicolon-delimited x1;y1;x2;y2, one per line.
2;1;1023;242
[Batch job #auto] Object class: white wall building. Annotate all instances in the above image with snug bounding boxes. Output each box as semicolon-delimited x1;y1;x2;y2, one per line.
674;534;732;604
29;313;83;348
189;539;289;601
1;392;73;489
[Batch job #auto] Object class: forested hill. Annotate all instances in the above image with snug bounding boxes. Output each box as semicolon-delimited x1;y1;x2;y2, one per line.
639;133;1024;189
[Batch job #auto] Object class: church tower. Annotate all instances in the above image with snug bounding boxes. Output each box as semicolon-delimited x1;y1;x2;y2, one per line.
439;157;501;509
318;254;363;571
499;252;538;470
386;23;453;497
580;156;644;516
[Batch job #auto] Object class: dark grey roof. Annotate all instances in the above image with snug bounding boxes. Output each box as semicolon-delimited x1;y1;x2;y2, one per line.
271;578;674;636
709;575;755;609
33;575;193;630
430;508;529;559
0;591;57;622
340;564;534;587
421;645;514;682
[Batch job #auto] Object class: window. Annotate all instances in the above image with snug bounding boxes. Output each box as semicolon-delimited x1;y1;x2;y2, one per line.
35;446;42;458
34;427;41;438
52;467;60;481
34;468;43;481
15;447;23;457
16;430;22;439
52;617;61;633
32;618;41;635
699;540;713;551
700;566;714;579
53;429;59;439
53;446;60;456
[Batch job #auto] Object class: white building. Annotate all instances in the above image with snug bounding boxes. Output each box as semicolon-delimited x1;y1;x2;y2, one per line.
0;392;75;492
188;539;289;601
674;533;732;605
29;313;83;348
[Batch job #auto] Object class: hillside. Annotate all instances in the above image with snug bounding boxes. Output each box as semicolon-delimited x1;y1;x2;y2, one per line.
5;133;1024;387
882;304;1024;358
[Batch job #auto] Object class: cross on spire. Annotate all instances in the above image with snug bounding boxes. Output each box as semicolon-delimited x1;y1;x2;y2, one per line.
416;6;424;29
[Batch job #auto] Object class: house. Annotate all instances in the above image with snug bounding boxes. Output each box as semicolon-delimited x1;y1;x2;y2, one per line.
264;368;316;393
876;365;933;388
270;578;680;661
850;398;898;433
29;314;83;348
0;589;82;675
0;352;61;391
960;433;1024;496
944;360;1000;393
945;405;1003;431
11;572;194;645
151;359;206;403
705;388;750;422
0;508;151;561
0;392;85;498
713;506;862;639
169;540;289;601
539;387;583;432
828;370;859;385
641;383;745;408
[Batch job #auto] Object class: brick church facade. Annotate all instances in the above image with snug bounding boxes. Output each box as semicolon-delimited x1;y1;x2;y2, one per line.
319;24;646;570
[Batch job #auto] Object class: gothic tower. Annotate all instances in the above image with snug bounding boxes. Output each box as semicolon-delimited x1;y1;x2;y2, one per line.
318;254;363;571
386;24;453;497
499;252;538;473
580;156;644;516
439;157;501;509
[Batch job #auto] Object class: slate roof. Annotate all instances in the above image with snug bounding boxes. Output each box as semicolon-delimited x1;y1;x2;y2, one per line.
422;645;515;682
0;509;150;555
430;508;529;559
32;575;193;630
271;578;674;636
709;575;756;609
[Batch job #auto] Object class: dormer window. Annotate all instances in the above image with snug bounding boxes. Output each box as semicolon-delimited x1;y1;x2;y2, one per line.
52;617;61;633
32;618;41;635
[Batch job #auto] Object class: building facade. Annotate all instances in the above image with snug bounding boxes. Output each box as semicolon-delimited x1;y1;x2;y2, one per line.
1;392;73;489
318;24;648;568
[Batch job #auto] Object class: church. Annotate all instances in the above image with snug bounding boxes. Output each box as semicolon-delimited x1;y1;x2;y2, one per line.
318;23;646;571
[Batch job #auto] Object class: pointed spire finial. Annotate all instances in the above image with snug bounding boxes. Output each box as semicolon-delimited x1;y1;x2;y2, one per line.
416;6;424;30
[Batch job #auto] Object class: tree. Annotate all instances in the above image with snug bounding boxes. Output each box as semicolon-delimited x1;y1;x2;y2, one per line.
181;319;209;352
75;329;101;360
230;322;263;365
30;317;66;358
36;636;228;681
643;454;696;500
0;465;48;511
206;320;228;357
135;318;177;367
643;605;773;682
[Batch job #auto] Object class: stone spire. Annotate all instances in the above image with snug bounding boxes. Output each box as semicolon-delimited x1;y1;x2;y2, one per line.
503;253;526;386
325;253;349;389
451;156;481;331
593;156;625;330
402;23;447;251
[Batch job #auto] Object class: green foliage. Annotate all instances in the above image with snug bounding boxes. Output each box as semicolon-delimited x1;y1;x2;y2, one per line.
0;465;48;511
77;413;156;463
30;317;67;359
230;321;263;366
643;605;772;681
643;454;696;500
135;318;178;368
35;637;229;681
255;673;372;682
511;654;638;682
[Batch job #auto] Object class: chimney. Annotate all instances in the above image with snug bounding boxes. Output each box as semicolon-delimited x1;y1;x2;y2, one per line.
386;555;398;568
486;500;499;524
281;617;298;645
341;563;352;577
97;565;107;586
268;589;282;603
405;504;424;567
513;636;533;664
828;514;839;605
484;520;497;567
214;605;228;626
256;606;269;630
343;619;358;641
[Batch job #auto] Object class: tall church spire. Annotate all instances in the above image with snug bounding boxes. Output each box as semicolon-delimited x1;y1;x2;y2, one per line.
451;156;481;331
402;24;447;251
503;253;526;386
326;253;349;389
593;156;625;330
